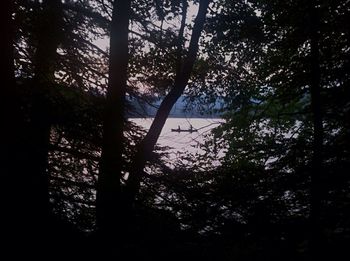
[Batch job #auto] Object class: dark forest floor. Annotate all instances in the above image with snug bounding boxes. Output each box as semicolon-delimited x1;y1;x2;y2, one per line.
3;215;349;261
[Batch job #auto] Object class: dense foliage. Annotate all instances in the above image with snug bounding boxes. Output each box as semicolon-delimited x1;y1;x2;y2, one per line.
2;0;349;259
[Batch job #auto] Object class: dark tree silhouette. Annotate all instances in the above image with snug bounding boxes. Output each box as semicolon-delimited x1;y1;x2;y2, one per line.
96;0;132;236
1;0;349;259
1;0;64;254
0;0;14;86
309;1;324;257
124;0;211;209
1;0;18;236
1;0;15;176
24;0;64;226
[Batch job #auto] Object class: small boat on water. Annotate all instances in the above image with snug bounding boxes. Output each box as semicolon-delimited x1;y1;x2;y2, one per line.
171;125;198;133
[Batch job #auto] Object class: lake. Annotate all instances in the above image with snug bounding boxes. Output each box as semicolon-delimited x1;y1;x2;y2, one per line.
130;117;225;165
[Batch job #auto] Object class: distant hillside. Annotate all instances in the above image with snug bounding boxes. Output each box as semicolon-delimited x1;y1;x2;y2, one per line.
127;96;225;118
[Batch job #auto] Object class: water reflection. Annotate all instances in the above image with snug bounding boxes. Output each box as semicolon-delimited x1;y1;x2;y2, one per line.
130;118;224;161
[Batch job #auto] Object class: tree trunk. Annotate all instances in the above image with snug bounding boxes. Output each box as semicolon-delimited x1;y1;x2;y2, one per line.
96;0;132;236
23;0;64;230
309;2;324;258
1;0;20;246
0;0;15;87
32;0;63;210
124;0;211;209
1;0;16;179
1;0;62;251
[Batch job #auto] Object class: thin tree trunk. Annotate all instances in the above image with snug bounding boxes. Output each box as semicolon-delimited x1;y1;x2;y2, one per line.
26;0;63;226
1;0;16;178
1;0;19;245
96;0;131;236
1;0;15;87
309;2;324;258
1;0;62;250
175;0;188;75
124;0;211;208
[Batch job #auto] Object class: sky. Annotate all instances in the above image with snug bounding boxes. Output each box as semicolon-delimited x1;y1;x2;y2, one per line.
94;1;200;54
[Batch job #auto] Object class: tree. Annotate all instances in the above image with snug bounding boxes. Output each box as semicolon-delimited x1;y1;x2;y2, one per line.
124;0;211;212
308;0;324;257
1;0;19;244
27;0;65;223
200;0;350;256
1;0;65;254
1;0;64;233
1;0;16;179
96;0;132;236
2;0;349;258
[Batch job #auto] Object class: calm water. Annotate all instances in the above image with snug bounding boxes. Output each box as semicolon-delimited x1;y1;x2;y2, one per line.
130;118;224;163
